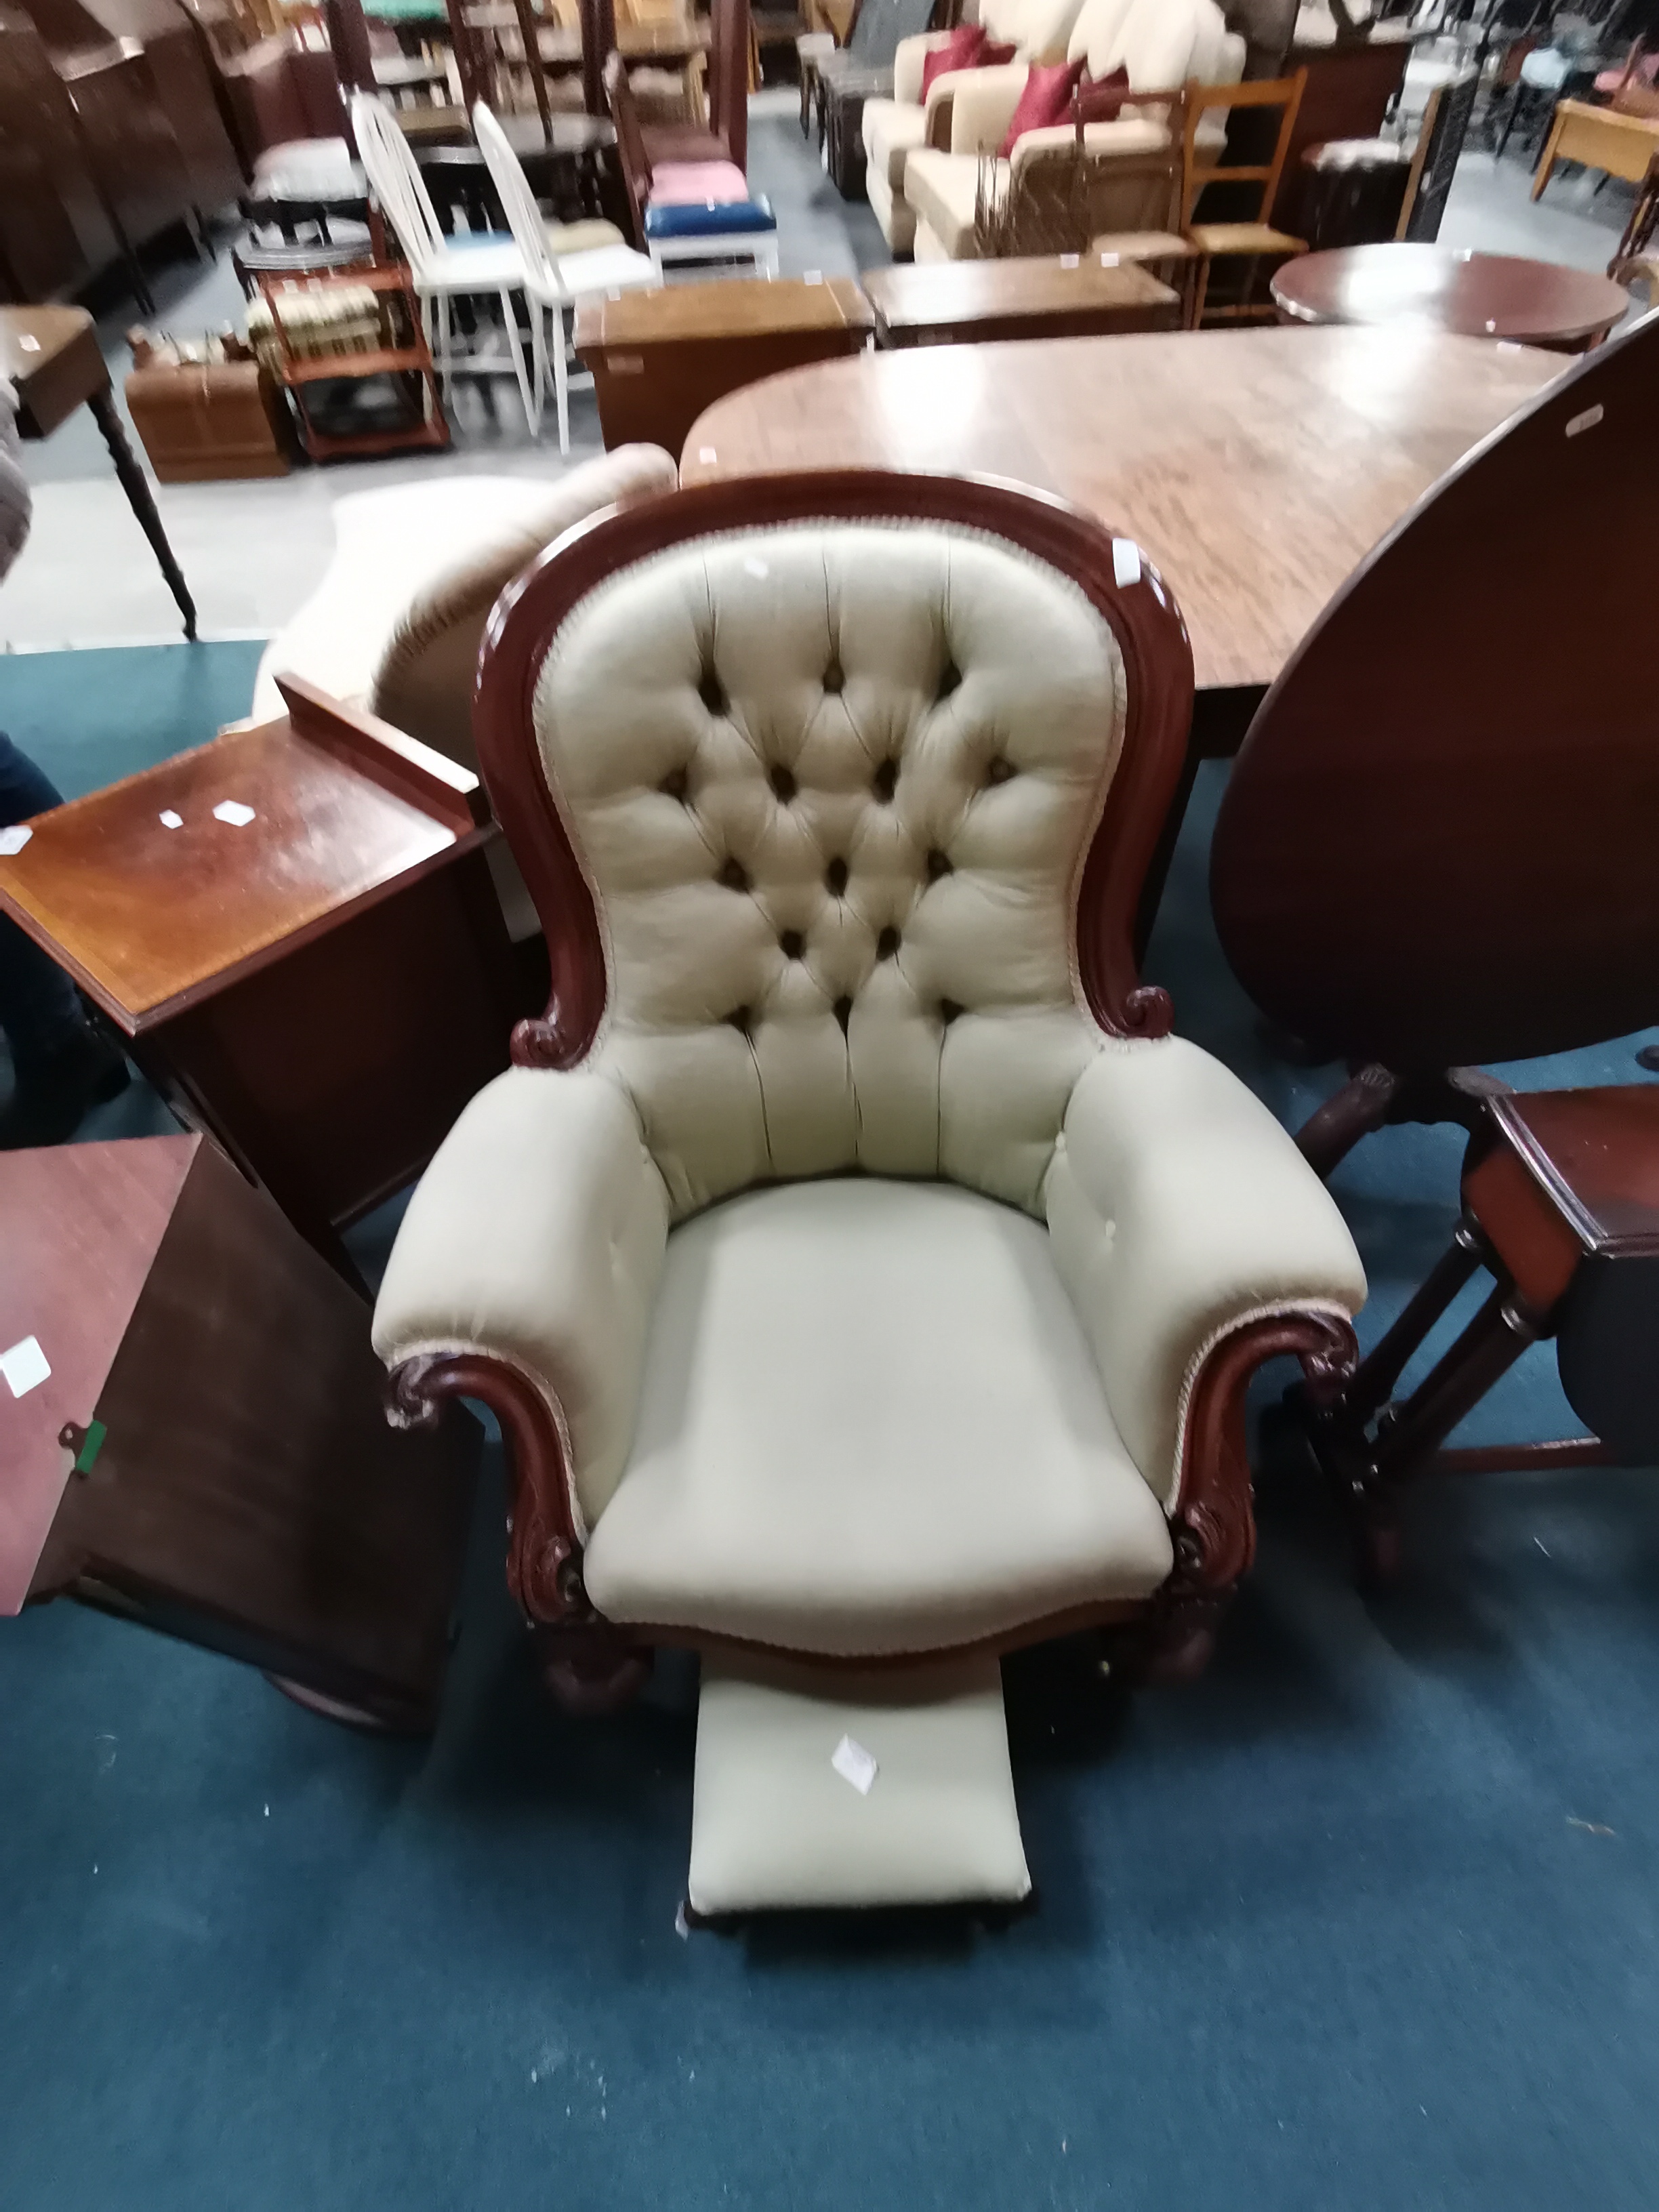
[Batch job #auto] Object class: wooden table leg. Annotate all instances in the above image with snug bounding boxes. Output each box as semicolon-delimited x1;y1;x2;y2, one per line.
1531;108;1568;201
87;385;199;642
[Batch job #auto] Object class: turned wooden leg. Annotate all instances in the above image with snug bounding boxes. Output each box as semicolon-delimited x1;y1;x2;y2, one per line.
1344;1220;1486;1425
1296;1063;1402;1175
89;386;197;640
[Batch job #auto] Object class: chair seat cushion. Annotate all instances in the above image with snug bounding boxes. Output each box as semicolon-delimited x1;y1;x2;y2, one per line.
863;97;929;189
1090;228;1197;260
647;159;754;205
546;217;627;255
1187;221;1305;255
582;1180;1174;1656
646;193;778;237
902;147;990;257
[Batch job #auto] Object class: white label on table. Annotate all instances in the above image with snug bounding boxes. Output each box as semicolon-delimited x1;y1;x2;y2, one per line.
0;825;32;855
1060;252;1080;268
0;1335;51;1398
159;809;184;830
1098;251;1120;267
212;800;256;827
18;335;39;353
1565;403;1604;438
831;1734;878;1795
1113;538;1143;588
804;269;823;284
697;447;716;465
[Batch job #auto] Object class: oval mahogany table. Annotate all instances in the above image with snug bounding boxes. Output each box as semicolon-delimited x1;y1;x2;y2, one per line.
681;324;1560;943
1271;245;1630;352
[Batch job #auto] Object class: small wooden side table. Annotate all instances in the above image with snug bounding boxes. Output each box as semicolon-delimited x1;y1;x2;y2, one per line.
1;1132;478;1729
575;275;874;459
0;305;198;640
1296;1086;1659;1580
0;678;520;1277
863;255;1184;348
1270;243;1629;352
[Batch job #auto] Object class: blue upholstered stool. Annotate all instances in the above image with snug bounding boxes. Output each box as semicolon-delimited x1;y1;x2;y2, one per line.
643;194;781;278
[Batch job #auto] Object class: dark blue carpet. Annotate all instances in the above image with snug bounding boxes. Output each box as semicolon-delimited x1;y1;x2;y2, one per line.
3;656;1658;2210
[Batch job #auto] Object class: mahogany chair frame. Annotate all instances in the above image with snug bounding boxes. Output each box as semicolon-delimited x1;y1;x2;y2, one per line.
1183;69;1308;327
386;472;1355;1707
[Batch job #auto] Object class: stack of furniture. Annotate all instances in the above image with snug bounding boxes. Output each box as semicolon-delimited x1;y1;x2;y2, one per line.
606;47;779;273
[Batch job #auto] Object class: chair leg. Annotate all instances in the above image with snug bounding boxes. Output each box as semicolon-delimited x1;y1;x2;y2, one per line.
550;304;571;455
1494;83;1526;161
1188;254;1211;330
501;286;538;439
529;305;548;435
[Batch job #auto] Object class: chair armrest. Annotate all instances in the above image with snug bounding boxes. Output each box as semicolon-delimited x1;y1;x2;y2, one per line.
1045;1038;1366;1509
894;28;954;105
943;62;1031;153
1008;115;1168;169
373;1067;670;1540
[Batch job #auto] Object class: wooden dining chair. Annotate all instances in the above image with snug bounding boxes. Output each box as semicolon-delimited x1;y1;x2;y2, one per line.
1182;70;1307;328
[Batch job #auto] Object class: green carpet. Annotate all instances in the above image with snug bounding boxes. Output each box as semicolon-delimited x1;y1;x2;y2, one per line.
0;642;266;801
5;645;1659;2211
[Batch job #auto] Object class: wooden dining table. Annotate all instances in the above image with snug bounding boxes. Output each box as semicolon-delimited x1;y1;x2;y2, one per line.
680;325;1560;747
1271;245;1631;353
681;324;1561;937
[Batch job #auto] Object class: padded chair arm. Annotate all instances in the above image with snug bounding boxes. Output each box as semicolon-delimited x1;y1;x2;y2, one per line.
894;29;956;105
943;62;1033;152
373;1067;670;1542
1045;1038;1366;1509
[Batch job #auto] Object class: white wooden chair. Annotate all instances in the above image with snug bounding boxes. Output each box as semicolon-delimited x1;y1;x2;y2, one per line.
472;102;661;453
350;91;538;436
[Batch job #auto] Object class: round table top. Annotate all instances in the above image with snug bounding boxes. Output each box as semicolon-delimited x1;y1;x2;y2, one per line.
413;112;617;167
680;325;1561;696
1271;245;1630;348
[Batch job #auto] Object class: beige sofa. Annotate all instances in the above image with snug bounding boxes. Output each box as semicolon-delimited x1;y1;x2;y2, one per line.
865;0;1245;257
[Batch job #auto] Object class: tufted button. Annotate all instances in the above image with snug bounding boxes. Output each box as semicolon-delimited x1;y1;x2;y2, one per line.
871;758;897;803
779;929;804;960
936;661;961;701
926;848;954;882
716;855;750;893
825;857;848;897
832;994;853;1033
727;1005;753;1036
939;998;963;1026
658;764;690;803
985;756;1014;785
769;762;797;803
822;658;844;694
698;668;728;715
876;926;901;960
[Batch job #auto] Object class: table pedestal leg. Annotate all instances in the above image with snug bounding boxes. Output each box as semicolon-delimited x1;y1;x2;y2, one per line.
88;386;198;642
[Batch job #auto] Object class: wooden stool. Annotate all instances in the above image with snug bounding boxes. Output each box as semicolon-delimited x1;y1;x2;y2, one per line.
1295;1087;1659;1581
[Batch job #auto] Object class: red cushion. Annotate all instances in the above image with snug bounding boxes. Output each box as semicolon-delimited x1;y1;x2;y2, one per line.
997;57;1086;158
920;24;985;100
917;26;1017;103
1072;64;1131;128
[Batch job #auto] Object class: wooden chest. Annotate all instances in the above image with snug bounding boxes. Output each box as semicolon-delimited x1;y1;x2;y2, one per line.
124;356;291;482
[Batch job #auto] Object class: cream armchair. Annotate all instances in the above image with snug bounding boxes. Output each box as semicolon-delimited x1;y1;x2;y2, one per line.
869;0;1245;255
862;0;1088;249
373;474;1364;1915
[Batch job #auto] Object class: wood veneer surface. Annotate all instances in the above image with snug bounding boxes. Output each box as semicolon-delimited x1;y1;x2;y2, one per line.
679;325;1559;693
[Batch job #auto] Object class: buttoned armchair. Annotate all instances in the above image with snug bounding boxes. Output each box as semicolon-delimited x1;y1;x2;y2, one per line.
373;473;1363;1910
